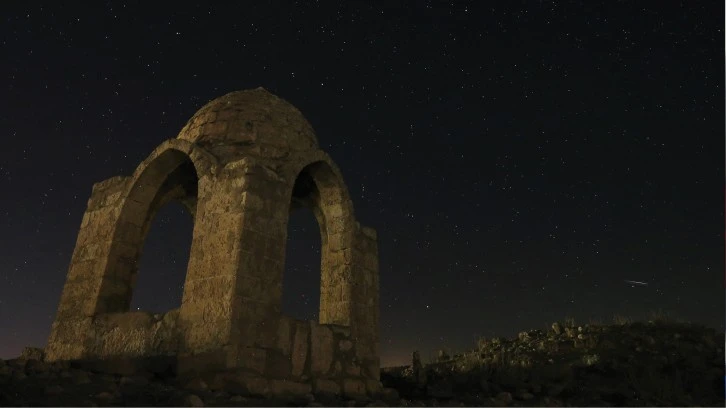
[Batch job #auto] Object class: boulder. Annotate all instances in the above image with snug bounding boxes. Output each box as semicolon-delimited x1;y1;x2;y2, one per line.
365;379;383;397
342;378;367;399
120;375;150;387
184;378;209;392
496;391;513;404
20;347;45;361
96;391;115;402
515;389;534;400
185;394;205;407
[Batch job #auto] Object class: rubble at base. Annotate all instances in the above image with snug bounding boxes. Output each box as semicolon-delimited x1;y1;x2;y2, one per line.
0;354;397;407
2;319;723;406
381;319;725;407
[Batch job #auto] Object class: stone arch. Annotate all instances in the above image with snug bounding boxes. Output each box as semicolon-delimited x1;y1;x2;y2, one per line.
47;89;382;397
94;140;212;315
283;156;356;326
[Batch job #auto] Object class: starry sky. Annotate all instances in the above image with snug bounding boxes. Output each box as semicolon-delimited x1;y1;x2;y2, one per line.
0;2;723;367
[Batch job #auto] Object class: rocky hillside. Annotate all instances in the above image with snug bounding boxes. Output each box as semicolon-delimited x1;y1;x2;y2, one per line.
0;317;723;406
382;318;725;406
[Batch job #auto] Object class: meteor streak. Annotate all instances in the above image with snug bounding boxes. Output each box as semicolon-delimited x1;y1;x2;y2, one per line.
624;280;648;286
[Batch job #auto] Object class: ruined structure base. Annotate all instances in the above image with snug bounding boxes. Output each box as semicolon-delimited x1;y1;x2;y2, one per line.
58;358;383;401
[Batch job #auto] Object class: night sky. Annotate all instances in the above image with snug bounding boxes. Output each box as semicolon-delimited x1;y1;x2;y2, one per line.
1;2;723;367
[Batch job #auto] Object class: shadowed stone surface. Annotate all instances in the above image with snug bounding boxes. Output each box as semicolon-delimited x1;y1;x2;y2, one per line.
44;88;381;398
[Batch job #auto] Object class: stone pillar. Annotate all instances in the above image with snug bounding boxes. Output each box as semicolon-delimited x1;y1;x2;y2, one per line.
45;176;130;361
177;159;290;374
351;225;380;381
228;163;291;368
176;169;247;372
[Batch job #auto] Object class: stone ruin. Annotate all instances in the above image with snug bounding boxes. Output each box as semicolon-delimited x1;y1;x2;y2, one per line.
44;88;382;399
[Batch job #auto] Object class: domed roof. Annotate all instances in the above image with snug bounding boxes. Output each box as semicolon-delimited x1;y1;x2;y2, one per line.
177;88;318;152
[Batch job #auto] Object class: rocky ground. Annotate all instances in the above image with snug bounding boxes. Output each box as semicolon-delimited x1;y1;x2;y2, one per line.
384;318;725;407
0;317;723;406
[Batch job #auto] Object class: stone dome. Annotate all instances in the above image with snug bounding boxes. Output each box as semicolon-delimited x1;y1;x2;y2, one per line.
177;87;318;152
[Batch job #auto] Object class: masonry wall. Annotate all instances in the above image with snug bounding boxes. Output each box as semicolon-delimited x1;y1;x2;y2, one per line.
45;135;382;399
86;310;180;358
351;225;381;381
187;317;382;399
45;175;131;361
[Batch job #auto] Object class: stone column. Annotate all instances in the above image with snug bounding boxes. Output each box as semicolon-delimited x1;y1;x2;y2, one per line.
176;169;247;373
227;163;291;372
177;159;290;374
351;225;380;381
45;176;130;361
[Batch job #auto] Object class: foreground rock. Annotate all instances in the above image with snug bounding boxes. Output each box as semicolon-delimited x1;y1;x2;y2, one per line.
1;319;723;406
381;319;725;406
0;357;379;407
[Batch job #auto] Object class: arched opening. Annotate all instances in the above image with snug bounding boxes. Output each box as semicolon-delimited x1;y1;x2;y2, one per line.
282;206;322;321
283;167;325;322
282;161;353;326
98;150;199;314
130;200;194;313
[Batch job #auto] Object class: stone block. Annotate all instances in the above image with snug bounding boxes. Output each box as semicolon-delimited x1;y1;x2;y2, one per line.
363;254;378;271
236;274;281;303
177;349;229;375
236;312;279;348
92;175;129;194
291;322;310;377
263;235;285;261
329;324;351;337
184;378;209;392
101;311;154;331
277;316;292;356
231;374;269;397
361;359;380;380
360;226;377;240
310;323;334;375
235;347;267;374
269;379;313;397
19;347;45;361
202;120;228;135
45;319;92;361
331;360;343;375
342;378;367;399
264;350;291;378
204;372;230;391
66;259;98;282
312;378;341;396
241;192;265;211
365;380;383;398
345;362;361;376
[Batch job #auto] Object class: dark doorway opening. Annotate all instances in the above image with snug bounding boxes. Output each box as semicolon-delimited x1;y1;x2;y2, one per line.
283;169;324;322
130;200;193;313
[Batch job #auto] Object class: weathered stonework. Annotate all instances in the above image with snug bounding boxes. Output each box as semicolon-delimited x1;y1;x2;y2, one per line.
45;88;381;398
